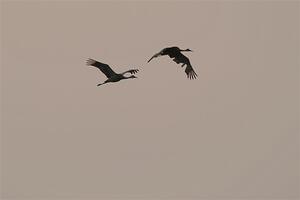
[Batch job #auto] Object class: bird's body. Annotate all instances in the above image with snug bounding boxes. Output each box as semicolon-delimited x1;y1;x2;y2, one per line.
148;46;197;79
105;74;124;82
86;58;139;86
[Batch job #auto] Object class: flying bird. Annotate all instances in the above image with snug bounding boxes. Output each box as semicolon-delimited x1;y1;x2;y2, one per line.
148;46;198;79
86;58;139;86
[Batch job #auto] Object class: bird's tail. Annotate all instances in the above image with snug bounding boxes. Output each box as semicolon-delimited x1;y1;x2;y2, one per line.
86;58;96;66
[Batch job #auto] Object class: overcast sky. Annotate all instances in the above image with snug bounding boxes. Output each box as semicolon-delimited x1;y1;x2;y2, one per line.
1;1;299;199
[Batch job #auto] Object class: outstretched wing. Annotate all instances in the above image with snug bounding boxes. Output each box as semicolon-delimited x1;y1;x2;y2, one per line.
172;53;198;80
184;63;198;79
86;58;117;78
122;69;139;75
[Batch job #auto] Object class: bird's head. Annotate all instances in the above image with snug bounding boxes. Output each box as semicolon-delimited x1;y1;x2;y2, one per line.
185;48;193;52
129;75;138;79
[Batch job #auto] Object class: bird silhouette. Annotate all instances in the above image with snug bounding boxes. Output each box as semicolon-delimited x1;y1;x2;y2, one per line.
86;58;139;86
148;46;198;79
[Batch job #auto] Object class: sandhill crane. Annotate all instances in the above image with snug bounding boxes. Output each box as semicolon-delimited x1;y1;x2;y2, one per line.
86;58;139;86
147;46;198;79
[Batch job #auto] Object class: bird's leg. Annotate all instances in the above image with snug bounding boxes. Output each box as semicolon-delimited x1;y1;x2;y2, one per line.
147;52;162;63
97;82;106;86
97;79;110;86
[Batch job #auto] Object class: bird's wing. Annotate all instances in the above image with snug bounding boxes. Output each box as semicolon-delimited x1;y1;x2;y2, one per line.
121;69;139;75
147;49;165;63
171;53;198;79
86;58;117;78
184;63;198;79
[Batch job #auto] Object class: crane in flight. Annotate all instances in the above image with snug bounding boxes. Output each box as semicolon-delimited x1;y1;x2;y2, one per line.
148;46;198;79
86;58;139;86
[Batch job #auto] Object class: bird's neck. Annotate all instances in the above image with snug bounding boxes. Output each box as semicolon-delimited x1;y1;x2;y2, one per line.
180;49;189;52
123;76;132;79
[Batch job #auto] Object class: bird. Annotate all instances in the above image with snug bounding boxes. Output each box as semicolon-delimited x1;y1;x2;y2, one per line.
147;46;198;79
86;58;139;86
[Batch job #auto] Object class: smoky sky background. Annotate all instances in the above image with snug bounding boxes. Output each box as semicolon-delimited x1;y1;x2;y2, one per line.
1;1;299;200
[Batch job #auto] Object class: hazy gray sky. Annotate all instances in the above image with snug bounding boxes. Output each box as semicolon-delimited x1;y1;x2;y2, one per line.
1;1;299;199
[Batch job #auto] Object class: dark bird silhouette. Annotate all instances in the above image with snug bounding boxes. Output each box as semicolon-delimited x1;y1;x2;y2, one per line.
148;46;197;79
86;58;139;86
